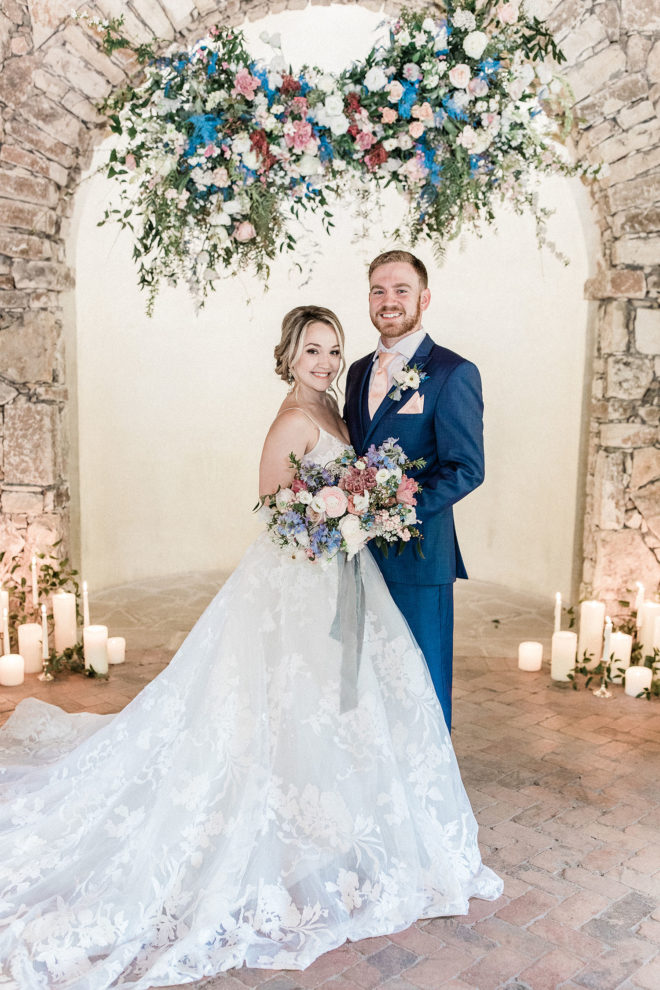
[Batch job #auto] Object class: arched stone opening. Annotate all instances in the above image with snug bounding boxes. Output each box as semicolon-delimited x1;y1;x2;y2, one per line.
1;0;659;613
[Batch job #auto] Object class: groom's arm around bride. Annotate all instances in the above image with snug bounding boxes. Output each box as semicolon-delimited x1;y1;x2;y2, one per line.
344;250;485;732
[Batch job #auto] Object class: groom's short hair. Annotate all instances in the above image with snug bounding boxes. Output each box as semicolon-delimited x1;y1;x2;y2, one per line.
368;251;428;289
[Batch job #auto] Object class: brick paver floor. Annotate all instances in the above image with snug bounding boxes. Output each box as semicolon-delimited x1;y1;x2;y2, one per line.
1;578;658;989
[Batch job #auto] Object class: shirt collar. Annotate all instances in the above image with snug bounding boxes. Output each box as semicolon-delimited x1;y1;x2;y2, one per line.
373;327;426;363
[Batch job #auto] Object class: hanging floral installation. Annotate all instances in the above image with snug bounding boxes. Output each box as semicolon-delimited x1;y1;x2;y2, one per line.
78;2;600;310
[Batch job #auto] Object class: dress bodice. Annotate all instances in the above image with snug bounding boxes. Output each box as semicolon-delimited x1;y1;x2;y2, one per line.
302;426;352;468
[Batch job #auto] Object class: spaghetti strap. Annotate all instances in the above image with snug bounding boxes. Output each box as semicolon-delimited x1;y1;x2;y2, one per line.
275;406;322;432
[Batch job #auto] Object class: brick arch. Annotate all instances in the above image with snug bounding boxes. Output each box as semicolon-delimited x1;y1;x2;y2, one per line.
1;0;658;606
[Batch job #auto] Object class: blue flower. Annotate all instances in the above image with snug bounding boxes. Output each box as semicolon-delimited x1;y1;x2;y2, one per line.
480;58;500;76
442;94;468;122
184;114;224;156
397;80;420;121
317;132;334;164
250;64;278;103
207;51;219;76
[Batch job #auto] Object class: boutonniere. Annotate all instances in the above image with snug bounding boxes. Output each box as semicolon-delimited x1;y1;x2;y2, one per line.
388;364;429;401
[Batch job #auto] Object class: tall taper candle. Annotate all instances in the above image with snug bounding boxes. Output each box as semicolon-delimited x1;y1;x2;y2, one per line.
554;592;561;634
635;582;645;627
41;604;49;661
82;580;90;628
2;607;9;656
31;555;39;607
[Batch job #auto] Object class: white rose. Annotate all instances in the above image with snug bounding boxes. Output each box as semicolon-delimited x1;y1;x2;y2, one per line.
324;93;344;116
354;459;366;471
318;73;336;93
364;66;388;92
422;17;436;33
275;488;294;510
398;133;413;150
232;133;251;155
448;63;471;89
352;493;370;513
223;199;243;215
339;514;367;555
297;153;321;175
375;469;391;484
297;491;313;505
463;30;488;60
382;137;398;151
328;115;350;136
242;150;259;170
310;496;325;514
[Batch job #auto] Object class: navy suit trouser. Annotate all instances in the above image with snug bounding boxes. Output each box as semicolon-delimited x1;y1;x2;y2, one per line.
385;581;454;732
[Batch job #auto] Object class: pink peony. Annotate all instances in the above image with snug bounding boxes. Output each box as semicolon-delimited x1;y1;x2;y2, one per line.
287;120;313;152
408;120;425;139
380;106;398;124
233;68;261;100
396;475;419;506
340;469;366;495
234;221;256;242
317;486;349;518
355;130;376;151
291;478;308;493
448;64;471;89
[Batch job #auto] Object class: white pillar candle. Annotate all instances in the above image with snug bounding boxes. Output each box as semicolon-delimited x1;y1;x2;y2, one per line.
518;641;543;671
82;580;90;629
551;630;577;682
52;591;77;652
610;631;633;683
83;624;108;674
41;604;49;661
0;587;8;616
31;555;39;607
17;623;42;674
107;636;126;665
654;615;660;652
639;601;660;659
0;653;24;687
577;600;605;668
2;607;9;657
624;665;652;697
554;592;561;634
635;581;645;627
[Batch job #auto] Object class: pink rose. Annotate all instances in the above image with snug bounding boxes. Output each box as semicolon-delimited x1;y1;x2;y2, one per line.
287;119;313;152
125;153;136;170
387;80;404;102
448;64;471;89
380;106;398;124
292;478;308;493
234;221;256;242
355;130;376;151
496;2;519;25
408;120;424;139
317;486;348;518
233;67;261;100
396;475;419;506
468;76;489;98
412;102;433;120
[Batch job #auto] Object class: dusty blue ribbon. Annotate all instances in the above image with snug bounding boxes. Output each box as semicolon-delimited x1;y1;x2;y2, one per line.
330;553;365;713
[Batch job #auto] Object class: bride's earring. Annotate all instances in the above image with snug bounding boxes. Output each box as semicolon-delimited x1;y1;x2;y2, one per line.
287;372;295;392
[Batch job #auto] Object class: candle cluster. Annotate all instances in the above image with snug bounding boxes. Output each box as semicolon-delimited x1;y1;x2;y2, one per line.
0;558;126;686
518;583;660;700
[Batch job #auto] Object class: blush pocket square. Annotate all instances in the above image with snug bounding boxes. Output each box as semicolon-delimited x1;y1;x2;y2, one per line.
398;393;425;414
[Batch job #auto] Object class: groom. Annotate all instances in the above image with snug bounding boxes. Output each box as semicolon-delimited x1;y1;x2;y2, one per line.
344;250;485;731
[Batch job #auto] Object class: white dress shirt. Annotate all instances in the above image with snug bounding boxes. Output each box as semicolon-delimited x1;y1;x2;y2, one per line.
368;327;427;392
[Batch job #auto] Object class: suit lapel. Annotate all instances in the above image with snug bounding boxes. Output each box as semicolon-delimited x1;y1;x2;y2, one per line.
357;352;375;448
363;334;434;447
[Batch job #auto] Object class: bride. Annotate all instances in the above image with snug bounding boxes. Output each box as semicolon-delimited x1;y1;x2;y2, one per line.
0;305;502;989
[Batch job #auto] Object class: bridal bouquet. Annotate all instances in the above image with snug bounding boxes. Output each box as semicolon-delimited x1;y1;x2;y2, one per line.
260;439;425;563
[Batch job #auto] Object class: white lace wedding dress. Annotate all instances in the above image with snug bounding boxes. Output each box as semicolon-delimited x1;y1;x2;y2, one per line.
0;429;502;990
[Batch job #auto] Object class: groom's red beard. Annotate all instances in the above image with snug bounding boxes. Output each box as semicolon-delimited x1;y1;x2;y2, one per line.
371;295;423;338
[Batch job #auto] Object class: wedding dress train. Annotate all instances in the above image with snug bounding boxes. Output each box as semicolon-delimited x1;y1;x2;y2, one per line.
0;429;502;989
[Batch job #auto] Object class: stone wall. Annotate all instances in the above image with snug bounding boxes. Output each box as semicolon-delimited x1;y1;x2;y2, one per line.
0;0;658;606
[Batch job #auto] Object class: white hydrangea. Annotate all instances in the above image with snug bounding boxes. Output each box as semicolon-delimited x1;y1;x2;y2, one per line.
451;8;476;32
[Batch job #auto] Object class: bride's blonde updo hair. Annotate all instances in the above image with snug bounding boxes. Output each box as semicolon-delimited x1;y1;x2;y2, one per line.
274;305;346;393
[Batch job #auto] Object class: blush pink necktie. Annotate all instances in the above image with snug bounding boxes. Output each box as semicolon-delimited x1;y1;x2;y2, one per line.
368;351;397;418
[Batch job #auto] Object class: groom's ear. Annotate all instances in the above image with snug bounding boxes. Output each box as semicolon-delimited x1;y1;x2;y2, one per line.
421;287;431;313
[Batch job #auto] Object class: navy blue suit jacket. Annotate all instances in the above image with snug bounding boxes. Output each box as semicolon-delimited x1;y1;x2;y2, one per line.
344;333;484;586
